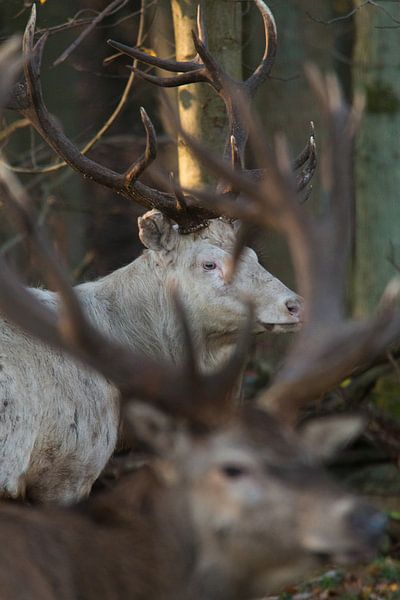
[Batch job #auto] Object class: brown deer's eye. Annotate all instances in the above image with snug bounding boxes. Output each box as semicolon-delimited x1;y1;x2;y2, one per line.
202;261;217;271
220;464;248;478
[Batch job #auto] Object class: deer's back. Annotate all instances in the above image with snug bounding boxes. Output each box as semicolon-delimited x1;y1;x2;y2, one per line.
0;470;192;600
0;308;120;502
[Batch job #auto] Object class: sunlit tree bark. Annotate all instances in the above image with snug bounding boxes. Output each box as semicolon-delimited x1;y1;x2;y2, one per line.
171;0;242;187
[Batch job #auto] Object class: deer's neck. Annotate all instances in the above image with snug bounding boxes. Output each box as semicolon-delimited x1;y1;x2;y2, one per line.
75;255;233;371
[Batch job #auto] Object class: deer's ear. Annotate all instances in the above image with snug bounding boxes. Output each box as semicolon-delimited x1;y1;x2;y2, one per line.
138;209;179;252
299;415;365;462
124;402;178;455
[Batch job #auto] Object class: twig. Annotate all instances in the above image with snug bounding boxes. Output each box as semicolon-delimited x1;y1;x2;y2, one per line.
52;0;130;68
0;117;30;145
307;0;400;28
306;1;370;26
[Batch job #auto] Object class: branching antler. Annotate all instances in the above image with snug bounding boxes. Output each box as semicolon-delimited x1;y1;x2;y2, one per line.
7;3;315;235
109;0;276;164
259;68;400;422
175;67;400;425
109;1;316;200
7;5;217;233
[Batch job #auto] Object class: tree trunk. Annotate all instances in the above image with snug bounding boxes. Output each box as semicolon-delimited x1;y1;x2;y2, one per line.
170;0;242;187
353;1;400;315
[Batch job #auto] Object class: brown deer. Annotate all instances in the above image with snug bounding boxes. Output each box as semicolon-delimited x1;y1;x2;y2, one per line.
0;36;394;600
0;2;314;503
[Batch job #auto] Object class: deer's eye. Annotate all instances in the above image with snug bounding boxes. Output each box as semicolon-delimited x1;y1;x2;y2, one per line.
220;464;248;479
202;261;217;271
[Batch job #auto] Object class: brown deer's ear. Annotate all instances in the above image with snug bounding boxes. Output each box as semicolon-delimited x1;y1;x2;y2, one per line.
125;401;178;455
138;209;179;252
299;415;365;462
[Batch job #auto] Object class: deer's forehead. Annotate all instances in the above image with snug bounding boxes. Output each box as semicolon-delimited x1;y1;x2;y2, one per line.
178;237;232;257
186;425;300;469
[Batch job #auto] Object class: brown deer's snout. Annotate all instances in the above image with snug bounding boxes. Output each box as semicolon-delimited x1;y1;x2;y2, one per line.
347;505;387;545
285;297;303;319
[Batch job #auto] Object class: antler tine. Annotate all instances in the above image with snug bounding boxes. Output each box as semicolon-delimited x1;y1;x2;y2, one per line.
245;0;278;94
196;4;208;45
169;171;188;213
7;5;218;234
216;135;244;195
107;39;200;73
230;135;242;170
293;122;317;197
126;65;208;88
124;107;157;185
295;138;317;193
293;122;316;170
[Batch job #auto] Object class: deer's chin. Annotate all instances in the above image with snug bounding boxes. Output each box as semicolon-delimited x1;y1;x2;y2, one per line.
310;546;376;566
258;321;302;333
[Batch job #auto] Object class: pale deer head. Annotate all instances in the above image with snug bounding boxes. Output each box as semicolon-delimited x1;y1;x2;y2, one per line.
139;209;302;337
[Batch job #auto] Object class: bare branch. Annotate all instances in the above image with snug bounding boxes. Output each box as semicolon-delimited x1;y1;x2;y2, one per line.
52;0;130;68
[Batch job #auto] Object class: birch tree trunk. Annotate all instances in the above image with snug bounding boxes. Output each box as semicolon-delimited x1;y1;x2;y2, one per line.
171;0;242;187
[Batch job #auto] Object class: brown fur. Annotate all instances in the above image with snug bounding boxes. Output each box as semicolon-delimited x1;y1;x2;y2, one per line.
0;407;384;600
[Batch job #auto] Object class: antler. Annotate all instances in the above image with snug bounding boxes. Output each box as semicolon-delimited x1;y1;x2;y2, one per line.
7;5;217;234
259;69;400;422
174;67;400;425
7;4;315;235
109;1;316;200
109;1;276;164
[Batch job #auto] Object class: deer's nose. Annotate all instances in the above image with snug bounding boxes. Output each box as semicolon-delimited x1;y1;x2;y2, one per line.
347;506;387;544
285;297;303;318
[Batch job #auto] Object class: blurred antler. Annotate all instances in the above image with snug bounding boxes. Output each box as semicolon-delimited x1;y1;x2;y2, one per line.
174;66;400;424
260;67;400;422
